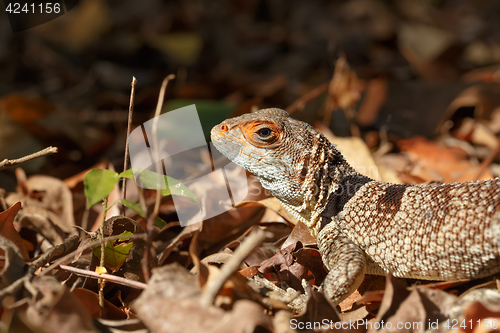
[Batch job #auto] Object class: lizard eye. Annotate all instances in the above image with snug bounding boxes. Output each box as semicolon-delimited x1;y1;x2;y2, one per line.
244;121;281;147
257;127;272;138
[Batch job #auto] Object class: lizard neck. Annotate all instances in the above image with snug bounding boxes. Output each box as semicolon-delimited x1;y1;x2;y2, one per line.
275;132;363;237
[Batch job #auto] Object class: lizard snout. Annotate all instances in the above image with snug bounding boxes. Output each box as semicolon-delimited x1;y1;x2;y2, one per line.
211;122;229;142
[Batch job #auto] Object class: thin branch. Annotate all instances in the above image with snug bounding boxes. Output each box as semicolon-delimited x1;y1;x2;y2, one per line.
121;76;137;213
0;234;148;300
38;233;147;276
474;134;500;180
200;228;270;307
285;82;328;115
0;276;29;299
59;264;147;290
151;74;176;220
0;235;79;299
0;146;58;171
28;235;80;273
142;74;175;283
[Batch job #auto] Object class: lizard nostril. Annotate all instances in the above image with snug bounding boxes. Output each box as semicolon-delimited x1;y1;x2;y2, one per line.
220;124;229;132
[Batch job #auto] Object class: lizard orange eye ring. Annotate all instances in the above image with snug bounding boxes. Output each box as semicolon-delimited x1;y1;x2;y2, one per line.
252;124;278;144
241;121;282;148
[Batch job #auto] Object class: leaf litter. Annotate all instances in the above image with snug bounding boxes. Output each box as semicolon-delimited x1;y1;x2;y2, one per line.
2;1;500;332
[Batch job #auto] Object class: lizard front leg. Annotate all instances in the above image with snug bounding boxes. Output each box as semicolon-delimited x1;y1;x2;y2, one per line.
317;222;366;304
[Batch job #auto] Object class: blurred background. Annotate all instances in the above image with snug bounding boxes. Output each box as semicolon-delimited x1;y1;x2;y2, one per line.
1;0;500;189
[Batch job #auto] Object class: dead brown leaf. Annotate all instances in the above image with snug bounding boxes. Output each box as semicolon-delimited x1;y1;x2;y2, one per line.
236;197;299;225
26;276;98;333
0;234;26;290
0;93;54;129
368;274;452;333
0;202;29;262
398;136;493;182
7;173;76;236
369;274;410;330
133;263;272;333
326;56;364;115
398;23;459;81
297;288;341;326
293;248;327;285
339;290;362;312
258;242;309;292
463;301;500;333
72;288;127;320
441;85;500;134
281;221;317;249
357;78;389;126
238;266;260;279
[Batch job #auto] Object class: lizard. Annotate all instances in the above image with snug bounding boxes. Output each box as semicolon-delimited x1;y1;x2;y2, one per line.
210;107;500;306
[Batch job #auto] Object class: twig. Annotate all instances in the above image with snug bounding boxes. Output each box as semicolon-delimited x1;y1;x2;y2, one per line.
285;82;328;114
200;228;270;307
0;234;148;299
474;135;500;180
121;77;137;214
38;233;147;276
28;235;80;273
0;146;58;171
58;264;147;290
142;74;175;283
0;235;79;300
0;276;29;300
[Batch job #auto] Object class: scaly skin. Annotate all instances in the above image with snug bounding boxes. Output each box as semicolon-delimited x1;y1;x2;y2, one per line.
211;108;500;304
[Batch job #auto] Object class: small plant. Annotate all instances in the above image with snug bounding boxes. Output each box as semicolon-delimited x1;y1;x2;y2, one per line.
83;167;199;310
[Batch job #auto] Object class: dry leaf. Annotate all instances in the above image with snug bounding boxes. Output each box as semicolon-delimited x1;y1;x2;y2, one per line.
133;263;272;333
281;221;317;249
236;197;299;225
0;202;29;262
326;56;364;112
7;174;76;235
26;276;98;333
72;288;127;320
315;123;384;181
0;234;26;289
399;136;493;182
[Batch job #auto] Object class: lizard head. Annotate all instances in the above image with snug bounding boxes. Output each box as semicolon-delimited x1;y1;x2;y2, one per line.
211;108;345;228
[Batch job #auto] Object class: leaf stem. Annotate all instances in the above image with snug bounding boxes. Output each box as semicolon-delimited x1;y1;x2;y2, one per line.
99;197;108;313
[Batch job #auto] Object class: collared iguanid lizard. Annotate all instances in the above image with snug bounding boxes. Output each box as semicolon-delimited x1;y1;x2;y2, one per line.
210;108;500;309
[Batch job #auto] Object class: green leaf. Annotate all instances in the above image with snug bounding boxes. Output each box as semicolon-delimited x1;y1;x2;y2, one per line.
84;169;120;209
120;169;201;208
121;199;166;229
93;231;133;271
119;169;134;179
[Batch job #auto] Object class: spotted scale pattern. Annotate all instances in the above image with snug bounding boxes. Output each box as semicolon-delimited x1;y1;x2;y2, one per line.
211;108;500;305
